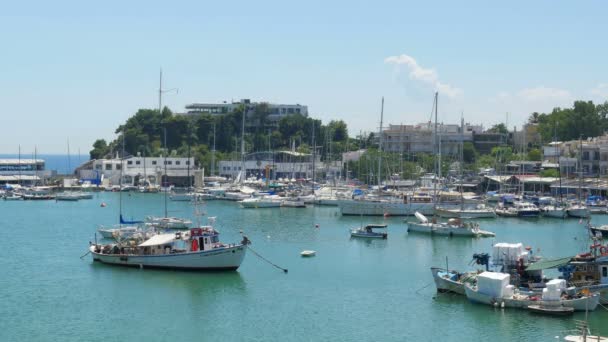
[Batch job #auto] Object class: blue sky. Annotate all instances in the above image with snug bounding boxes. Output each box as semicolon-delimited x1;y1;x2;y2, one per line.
1;0;607;153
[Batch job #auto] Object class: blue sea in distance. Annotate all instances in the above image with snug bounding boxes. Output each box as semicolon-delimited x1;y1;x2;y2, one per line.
0;154;88;175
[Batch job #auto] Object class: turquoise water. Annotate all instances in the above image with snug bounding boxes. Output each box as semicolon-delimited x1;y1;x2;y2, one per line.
1;193;607;341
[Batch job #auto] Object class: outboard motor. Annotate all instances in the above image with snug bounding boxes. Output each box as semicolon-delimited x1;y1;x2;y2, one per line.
472;253;490;271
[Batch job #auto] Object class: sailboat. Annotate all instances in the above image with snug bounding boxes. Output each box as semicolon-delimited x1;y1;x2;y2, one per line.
98;133;145;239
435;115;496;219
568;137;591;218
338;97;435;216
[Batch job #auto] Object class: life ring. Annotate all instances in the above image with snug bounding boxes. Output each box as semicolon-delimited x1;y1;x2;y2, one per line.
600;246;608;255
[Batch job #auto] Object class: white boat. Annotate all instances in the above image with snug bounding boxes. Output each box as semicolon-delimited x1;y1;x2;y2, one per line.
3;193;22;200
300;250;316;257
76;191;94;199
240;197;282;208
90;226;248;271
541;205;567;218
97;225;140;239
350;224;388;239
407;212;495;237
281;199;306;208
495;201;540;217
567;203;591;218
430;267;478;295
464;273;599;312
435;204;496;219
146;216;192;229
55;192;81;201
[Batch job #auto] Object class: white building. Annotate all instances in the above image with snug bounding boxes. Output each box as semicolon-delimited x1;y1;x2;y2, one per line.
382;122;483;155
77;156;196;187
0;159;53;185
218;151;342;181
184;99;308;123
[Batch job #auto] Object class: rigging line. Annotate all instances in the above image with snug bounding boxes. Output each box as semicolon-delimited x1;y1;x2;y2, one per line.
246;246;288;273
415;282;433;294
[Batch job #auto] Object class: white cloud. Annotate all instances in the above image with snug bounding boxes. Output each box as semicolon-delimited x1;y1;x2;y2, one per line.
517;86;571;102
384;54;462;98
590;83;608;98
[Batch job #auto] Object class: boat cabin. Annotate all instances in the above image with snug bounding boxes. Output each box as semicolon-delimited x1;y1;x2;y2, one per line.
189;227;221;252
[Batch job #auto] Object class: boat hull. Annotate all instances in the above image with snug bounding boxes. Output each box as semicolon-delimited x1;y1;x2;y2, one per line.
90;244;246;270
435;208;496;219
464;285;599;311
430;267;467;295
568;208;590;218
407;222;493;237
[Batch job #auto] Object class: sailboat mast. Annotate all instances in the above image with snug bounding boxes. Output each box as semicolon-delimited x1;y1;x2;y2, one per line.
460;114;464;210
555;123;562;203
211;122;216;177
432;92;438;210
377;97;384;187
18;145;21;187
312;121;316;192
163;127;168;218
67;138;71;176
120;133;124;226
240;105;246;184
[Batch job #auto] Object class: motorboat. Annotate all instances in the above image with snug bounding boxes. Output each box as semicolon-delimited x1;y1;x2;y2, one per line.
350;224;388;239
300;250;316;257
567;203;591;218
464;273;599;312
56;192;81;201
435;204;496;219
281;199;306;208
541;205;566;218
407;212;495;237
97;225;141;239
430;267;478;295
240;196;282;208
146;216;192;229
90;224;249;271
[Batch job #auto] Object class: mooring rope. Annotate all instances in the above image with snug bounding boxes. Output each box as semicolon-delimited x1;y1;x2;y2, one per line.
79;250;91;259
247;246;288;273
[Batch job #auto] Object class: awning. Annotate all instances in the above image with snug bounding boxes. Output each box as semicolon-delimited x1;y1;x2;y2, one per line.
525;256;573;271
138;233;175;247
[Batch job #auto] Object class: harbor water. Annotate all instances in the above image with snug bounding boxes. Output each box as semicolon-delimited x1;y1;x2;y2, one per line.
1;192;607;341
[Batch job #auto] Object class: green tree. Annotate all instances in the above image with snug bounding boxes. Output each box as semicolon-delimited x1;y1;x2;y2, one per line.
539;169;559;177
527;148;542;161
462;142;477;163
89;139;110;159
487;123;508;134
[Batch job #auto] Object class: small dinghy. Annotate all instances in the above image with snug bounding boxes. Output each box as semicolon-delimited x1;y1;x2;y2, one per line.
301;250;316;257
527;304;574;316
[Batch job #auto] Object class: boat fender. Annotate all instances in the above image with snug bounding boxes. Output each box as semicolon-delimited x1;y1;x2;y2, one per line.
191;239;198;251
600;246;608;255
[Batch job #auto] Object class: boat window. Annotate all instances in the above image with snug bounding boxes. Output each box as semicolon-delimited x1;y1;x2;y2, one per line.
152;161;157;165
603;267;608;277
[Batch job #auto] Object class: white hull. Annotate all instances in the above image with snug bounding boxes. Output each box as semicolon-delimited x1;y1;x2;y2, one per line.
464;285;599;311
241;199;281;208
91;244;246;270
567;209;590;218
430;267;467;295
407;222;494;237
435;208;496;219
541;208;566;218
339;200;435;216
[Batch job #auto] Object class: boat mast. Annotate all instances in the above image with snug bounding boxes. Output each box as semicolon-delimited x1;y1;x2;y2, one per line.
18;145;21;187
240;104;246;185
555;122;562;203
433;92;438;207
378;96;384;188
578;135;583;202
312;121;316;193
67;138;71;176
163;127;168;218
211;121;216;177
460;113;464;211
119;132;125;226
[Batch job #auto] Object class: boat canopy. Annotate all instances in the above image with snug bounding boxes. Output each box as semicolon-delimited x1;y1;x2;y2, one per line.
138;233;176;247
525;256;573;271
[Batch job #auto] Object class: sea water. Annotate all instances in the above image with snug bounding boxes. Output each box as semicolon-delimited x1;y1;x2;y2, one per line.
1;193;606;341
